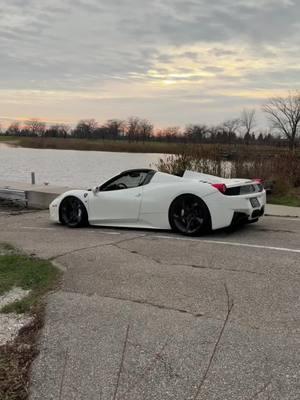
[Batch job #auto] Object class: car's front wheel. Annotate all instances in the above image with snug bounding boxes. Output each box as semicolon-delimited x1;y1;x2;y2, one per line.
60;196;88;228
169;194;211;236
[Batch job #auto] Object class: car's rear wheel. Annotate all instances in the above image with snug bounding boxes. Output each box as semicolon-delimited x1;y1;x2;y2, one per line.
169;194;211;236
60;196;88;228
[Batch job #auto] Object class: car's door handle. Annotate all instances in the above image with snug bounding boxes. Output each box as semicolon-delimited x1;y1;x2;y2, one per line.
135;193;142;198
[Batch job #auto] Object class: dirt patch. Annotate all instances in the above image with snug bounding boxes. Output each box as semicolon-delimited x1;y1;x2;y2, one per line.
0;312;43;400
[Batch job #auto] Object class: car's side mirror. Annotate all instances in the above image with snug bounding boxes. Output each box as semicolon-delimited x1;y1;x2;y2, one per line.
92;186;99;194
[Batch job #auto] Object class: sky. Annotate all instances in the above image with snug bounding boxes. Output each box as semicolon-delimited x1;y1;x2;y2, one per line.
0;0;300;129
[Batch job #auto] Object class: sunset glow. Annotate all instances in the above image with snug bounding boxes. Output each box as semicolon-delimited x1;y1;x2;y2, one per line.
1;0;299;128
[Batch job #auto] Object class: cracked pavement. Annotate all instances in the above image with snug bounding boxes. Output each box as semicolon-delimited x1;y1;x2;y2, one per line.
0;208;299;399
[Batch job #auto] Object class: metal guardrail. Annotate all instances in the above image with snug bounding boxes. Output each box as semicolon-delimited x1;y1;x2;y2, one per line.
0;188;28;206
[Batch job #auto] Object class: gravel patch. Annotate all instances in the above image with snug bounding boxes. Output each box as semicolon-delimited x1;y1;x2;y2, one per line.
0;287;30;309
0;287;32;345
0;313;33;345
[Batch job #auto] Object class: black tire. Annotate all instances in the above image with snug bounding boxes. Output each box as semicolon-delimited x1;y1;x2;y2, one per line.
60;196;88;228
169;194;211;236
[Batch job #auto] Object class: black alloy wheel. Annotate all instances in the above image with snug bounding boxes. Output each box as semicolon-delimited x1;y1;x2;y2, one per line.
60;196;88;228
169;194;210;236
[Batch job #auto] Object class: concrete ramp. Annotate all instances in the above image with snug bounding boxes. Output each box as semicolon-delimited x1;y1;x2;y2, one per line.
0;181;73;209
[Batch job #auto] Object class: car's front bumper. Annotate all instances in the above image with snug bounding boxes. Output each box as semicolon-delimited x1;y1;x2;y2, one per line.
49;200;60;222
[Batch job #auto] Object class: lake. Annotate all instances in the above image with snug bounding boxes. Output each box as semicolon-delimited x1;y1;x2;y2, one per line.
0;145;166;187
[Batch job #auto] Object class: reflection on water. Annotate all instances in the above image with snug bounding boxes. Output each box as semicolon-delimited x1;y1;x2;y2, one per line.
0;147;165;187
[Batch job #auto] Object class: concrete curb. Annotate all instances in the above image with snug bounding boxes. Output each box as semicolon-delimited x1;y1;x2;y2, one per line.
265;204;300;218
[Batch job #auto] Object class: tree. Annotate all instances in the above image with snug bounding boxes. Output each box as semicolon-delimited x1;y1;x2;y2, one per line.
217;119;241;144
263;91;300;150
184;124;208;143
24;119;46;136
73;119;98;138
6;122;21;136
103;119;126;139
46;124;70;138
222;118;241;136
126;117;141;141
139;119;153;141
240;109;256;136
157;126;181;142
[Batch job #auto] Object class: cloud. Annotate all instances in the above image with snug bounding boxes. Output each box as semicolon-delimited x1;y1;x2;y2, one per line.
0;0;299;126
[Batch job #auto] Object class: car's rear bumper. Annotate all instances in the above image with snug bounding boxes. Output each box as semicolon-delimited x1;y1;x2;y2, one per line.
230;206;265;226
205;190;266;230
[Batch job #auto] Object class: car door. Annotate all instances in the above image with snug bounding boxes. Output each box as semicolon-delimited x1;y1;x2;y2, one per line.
88;172;145;224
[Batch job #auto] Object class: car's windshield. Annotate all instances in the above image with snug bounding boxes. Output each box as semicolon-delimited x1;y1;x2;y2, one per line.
101;171;148;191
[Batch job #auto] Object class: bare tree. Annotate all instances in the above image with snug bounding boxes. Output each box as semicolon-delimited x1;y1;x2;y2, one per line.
6;122;21;136
24;119;46;136
263;91;300;150
157;126;181;142
240;109;256;136
104;119;126;139
46;124;70;138
126;117;141;141
139;119;153;141
184;124;209;143
222;118;241;135
73;119;97;138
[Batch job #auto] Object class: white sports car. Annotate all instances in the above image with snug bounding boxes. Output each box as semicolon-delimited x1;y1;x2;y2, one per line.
49;169;266;236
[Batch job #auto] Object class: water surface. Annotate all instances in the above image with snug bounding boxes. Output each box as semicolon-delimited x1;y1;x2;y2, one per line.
0;147;165;187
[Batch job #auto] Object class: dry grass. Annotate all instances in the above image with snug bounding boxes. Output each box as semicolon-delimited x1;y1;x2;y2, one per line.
9;136;300;156
0;313;42;400
156;145;300;204
15;137;183;154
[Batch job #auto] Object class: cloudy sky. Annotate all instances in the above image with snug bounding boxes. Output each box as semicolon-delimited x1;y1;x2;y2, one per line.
1;0;299;128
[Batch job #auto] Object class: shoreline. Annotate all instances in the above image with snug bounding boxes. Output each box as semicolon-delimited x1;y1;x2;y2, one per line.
1;136;298;155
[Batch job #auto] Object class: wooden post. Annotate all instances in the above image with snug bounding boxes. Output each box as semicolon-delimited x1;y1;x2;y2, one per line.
31;172;36;185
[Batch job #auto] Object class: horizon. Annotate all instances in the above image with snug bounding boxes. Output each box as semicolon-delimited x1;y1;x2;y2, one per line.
1;0;300;129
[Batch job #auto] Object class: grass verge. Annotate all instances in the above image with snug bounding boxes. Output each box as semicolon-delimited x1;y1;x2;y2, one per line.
0;136;18;142
268;194;300;207
0;243;61;400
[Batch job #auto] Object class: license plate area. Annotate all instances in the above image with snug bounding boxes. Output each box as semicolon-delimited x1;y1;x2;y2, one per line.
250;197;260;208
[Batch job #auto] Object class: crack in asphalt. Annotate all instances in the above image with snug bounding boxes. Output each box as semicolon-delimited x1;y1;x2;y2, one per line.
47;234;149;261
111;241;265;276
63;288;204;318
49;233;265;277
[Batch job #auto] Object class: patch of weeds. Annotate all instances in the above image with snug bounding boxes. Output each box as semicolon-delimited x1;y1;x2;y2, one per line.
0;244;61;400
0;243;16;257
268;194;300;207
0;247;61;314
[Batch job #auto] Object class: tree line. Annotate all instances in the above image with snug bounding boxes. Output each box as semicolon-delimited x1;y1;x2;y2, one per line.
1;91;299;149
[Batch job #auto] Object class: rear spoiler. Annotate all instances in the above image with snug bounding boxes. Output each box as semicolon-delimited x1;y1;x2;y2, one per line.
183;170;256;188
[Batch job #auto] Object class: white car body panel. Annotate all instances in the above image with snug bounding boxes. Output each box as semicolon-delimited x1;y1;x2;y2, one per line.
49;170;266;231
88;186;143;224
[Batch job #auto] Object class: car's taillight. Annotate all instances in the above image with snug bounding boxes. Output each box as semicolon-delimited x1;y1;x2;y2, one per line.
211;183;227;194
253;178;263;184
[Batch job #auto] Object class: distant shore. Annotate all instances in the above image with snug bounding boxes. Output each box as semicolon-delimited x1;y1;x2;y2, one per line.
0;136;181;154
0;135;297;157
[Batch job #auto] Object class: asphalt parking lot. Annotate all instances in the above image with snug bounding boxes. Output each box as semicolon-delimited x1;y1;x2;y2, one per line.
0;208;299;400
